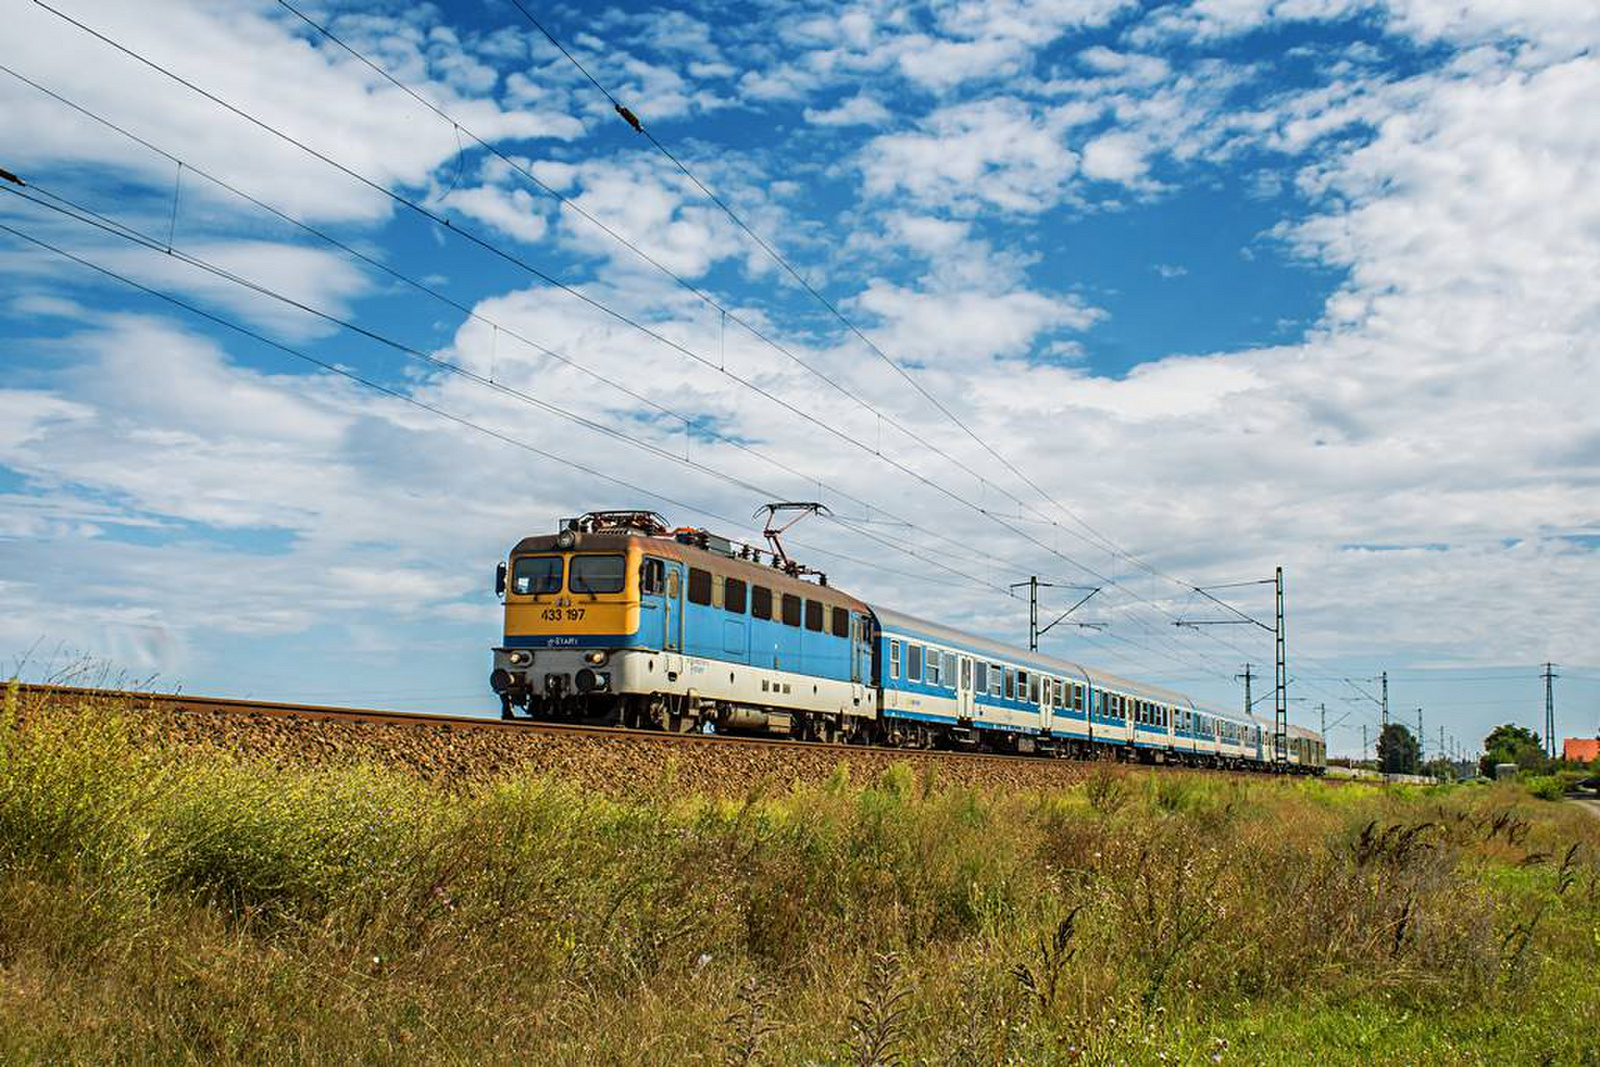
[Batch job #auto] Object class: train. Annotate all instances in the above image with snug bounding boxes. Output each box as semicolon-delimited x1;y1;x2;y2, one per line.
488;511;1326;773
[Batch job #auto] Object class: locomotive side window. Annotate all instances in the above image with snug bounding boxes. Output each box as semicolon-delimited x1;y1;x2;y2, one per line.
907;644;922;681
512;555;562;595
570;554;626;594
830;606;849;637
782;594;802;627
804;599;823;632
640;558;665;595
751;585;772;619
712;574;725;609
725;577;747;614
687;567;712;605
890;639;901;679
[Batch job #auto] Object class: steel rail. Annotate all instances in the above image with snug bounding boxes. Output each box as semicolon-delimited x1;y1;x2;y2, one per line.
13;683;1328;778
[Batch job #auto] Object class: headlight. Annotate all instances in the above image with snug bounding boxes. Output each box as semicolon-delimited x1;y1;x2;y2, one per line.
583;650;609;666
556;528;577;549
508;649;533;667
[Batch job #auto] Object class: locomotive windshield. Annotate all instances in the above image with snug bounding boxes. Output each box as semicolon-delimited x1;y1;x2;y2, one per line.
512;555;562;595
569;554;626;595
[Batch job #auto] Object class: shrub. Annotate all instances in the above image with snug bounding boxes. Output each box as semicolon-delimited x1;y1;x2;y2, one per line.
1525;776;1566;801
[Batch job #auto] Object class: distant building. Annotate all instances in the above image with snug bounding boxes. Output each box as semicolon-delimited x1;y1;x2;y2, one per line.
1562;738;1600;763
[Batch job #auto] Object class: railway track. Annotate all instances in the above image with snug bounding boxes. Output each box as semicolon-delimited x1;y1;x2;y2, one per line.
11;682;1070;769
14;683;1337;788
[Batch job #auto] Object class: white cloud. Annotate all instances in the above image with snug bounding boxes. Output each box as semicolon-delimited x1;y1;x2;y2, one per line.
863;98;1083;213
1;0;578;228
803;92;894;127
1080;129;1153;184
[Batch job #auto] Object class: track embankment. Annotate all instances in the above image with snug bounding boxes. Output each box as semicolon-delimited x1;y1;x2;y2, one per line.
12;684;1095;797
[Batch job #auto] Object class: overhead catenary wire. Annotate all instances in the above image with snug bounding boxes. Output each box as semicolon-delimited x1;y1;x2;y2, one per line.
2;198;1266;693
0;185;1011;597
267;0;1271;671
502;0;1267;607
497;0;1390;706
19;0;1264;689
0;215;1010;596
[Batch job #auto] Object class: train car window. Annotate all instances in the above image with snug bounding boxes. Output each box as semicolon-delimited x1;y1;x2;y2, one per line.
890;639;901;679
512;555;562;595
712;574;725;609
974;661;987;692
782;594;802;627
1030;675;1041;704
927;650;941;685
1016;669;1027;698
1073;685;1084;712
640;558;665;595
989;665;1003;697
687;567;713;605
804;599;823;631
570;554;626;595
907;644;922;681
725;578;747;614
1004;670;1015;700
751;585;772;619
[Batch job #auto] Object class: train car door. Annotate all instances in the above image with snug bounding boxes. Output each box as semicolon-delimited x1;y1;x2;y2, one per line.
850;614;868;708
958;656;973;720
662;561;684;675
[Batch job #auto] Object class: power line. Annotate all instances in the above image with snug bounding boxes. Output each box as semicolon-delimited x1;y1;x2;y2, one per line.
0;64;1071;593
19;3;1278;694
2;185;1022;597
1;180;1270;693
507;0;1211;581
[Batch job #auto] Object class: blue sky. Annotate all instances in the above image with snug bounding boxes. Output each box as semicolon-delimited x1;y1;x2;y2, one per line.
3;0;1598;758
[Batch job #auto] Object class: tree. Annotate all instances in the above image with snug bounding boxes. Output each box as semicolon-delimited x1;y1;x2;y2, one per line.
1478;723;1546;777
1377;723;1421;775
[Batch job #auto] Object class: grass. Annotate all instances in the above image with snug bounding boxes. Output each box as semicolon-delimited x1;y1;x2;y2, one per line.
4;687;1600;1064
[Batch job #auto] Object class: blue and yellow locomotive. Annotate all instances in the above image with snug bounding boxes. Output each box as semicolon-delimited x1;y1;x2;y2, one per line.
489;511;1325;772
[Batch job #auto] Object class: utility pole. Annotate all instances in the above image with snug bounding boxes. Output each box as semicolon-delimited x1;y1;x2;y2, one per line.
1439;725;1446;765
1417;708;1424;763
1319;702;1327;739
1543;662;1558;760
1019;577;1041;652
1237;664;1254;719
1172;568;1287;762
1274;566;1287;764
1362;723;1368;765
1012;577;1103;651
1380;671;1389;732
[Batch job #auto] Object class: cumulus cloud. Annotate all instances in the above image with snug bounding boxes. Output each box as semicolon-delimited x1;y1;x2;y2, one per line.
803;92;894;127
863;98;1084;213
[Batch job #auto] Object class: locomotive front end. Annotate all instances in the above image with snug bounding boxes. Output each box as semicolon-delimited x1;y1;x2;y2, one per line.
491;520;649;720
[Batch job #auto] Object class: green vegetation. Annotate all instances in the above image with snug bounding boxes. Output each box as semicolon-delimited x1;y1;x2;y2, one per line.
1376;722;1422;775
5;690;1600;1064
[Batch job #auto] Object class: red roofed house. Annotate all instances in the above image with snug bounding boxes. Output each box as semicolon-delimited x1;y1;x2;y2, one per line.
1563;738;1600;764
